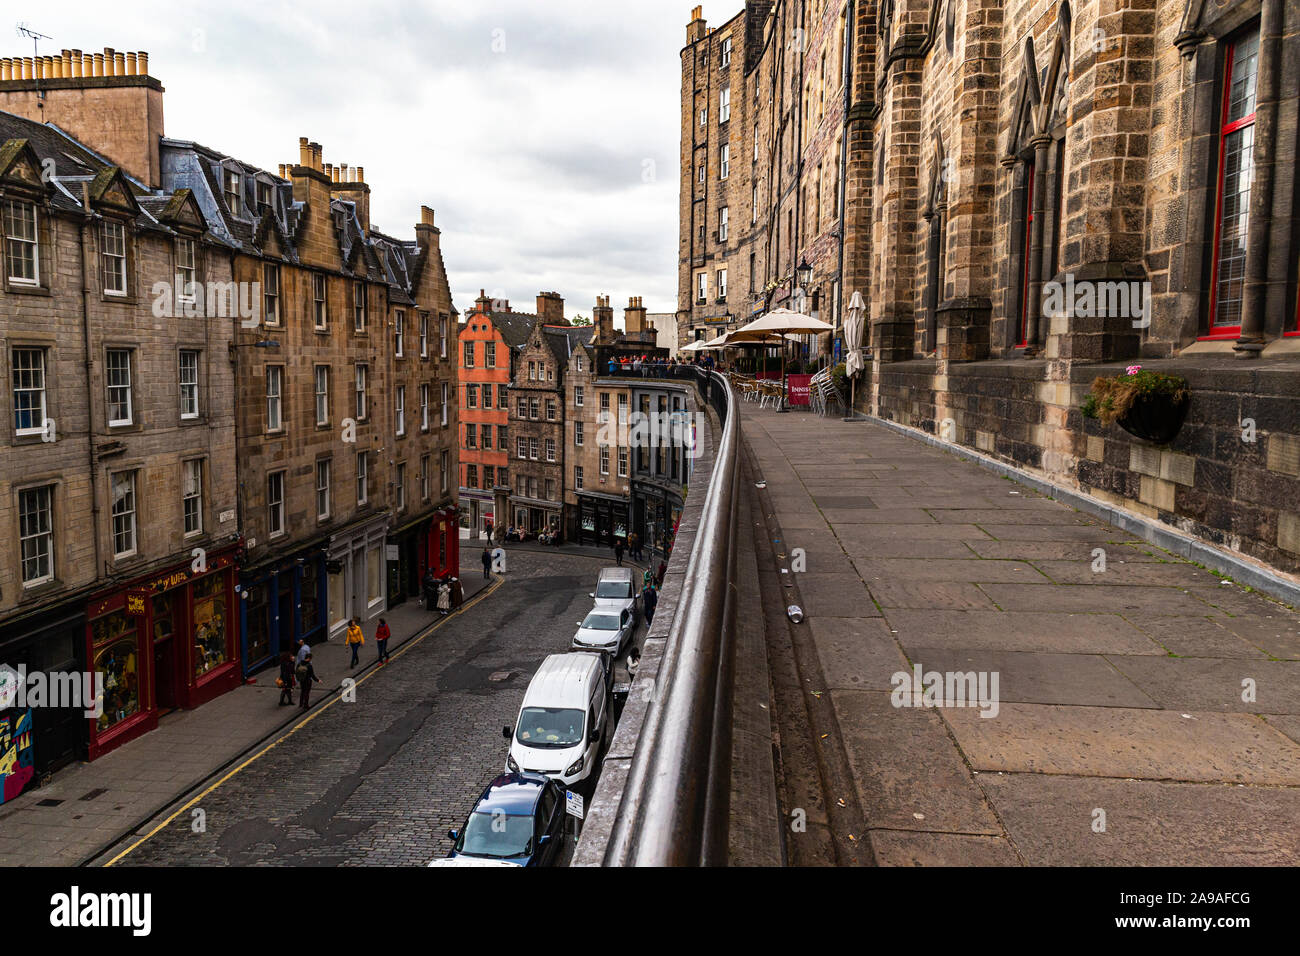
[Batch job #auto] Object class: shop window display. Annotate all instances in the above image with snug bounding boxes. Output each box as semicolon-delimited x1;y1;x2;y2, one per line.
193;573;229;679
92;612;141;732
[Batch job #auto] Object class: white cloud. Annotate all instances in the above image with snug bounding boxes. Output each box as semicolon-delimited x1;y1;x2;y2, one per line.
26;0;717;315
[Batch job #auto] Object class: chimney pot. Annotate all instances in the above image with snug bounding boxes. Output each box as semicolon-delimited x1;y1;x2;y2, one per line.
0;59;10;82
114;52;126;75
356;166;364;183
138;52;149;75
104;48;115;75
298;138;312;168
93;52;104;76
420;205;435;226
125;52;137;75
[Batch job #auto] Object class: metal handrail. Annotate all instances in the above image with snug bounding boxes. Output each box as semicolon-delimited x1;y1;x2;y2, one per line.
575;368;741;866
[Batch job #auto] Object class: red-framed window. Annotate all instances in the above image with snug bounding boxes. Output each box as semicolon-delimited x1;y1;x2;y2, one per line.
1205;29;1259;339
1018;160;1035;348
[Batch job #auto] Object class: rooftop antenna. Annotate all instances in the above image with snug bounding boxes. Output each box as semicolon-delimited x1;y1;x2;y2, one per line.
15;23;52;100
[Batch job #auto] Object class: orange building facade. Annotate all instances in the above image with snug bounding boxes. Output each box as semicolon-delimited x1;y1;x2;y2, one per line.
457;293;540;536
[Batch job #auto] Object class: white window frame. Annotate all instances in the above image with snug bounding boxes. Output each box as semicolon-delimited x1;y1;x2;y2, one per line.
355;363;368;420
110;471;137;558
313;273;328;330
179;349;200;419
353;281;367;332
106;349;133;427
102;221;127;296
420;383;430;431
356;452;369;506
266;365;283;432
720;144;730;180
575;466;584;491
395;385;406;436
267;471;285;538
719;206;729;241
11;346;47;437
263;262;280;326
183;458;203;536
18;484;54;586
575;420;584;446
395;309;405;357
316;459;331;520
176;238;196;303
441;382;449;426
720;87;731;124
545;438;556;462
315;365;330;426
4;199;39;286
419;312;429;357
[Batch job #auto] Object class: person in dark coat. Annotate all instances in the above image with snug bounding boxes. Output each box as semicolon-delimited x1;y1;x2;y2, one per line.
278;651;296;706
297;653;320;709
451;577;464;609
481;547;492;580
614;539;625;566
642;585;658;626
375;617;391;665
657;560;667;585
423;568;438;611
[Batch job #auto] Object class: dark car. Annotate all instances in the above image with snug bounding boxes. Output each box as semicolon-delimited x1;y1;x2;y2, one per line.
432;773;565;867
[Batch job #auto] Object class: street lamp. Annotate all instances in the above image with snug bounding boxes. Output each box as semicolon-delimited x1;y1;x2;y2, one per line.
796;259;813;289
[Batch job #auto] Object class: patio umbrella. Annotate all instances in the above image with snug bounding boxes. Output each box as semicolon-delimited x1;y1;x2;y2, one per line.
728;308;834;409
843;290;866;418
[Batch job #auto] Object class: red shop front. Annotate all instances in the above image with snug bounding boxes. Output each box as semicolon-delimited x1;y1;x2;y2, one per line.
421;506;461;580
84;545;241;760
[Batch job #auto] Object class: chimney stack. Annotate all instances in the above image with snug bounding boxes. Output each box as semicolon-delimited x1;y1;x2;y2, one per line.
414;202;439;257
536;291;566;325
594;295;615;344
624;295;648;334
688;5;708;43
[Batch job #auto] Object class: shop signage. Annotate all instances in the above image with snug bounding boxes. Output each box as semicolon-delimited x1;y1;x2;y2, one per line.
787;374;813;406
124;591;149;617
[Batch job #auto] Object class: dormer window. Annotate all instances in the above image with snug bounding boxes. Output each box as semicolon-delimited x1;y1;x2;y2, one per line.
102;221;128;296
257;181;272;215
224;169;242;217
4;199;39;286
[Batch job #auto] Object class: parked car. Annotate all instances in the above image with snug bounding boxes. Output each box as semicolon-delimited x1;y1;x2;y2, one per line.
505;652;611;788
590;567;639;624
431;772;564;867
572;607;634;654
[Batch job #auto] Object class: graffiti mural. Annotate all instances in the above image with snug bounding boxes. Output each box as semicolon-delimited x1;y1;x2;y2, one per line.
0;708;34;804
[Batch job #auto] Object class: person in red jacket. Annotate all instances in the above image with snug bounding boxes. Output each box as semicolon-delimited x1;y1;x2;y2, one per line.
375;618;391;665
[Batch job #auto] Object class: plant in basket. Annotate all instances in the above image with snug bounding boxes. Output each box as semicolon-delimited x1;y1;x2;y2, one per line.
1080;365;1190;443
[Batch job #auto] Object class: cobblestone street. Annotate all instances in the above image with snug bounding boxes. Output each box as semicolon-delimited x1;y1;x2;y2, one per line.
97;550;638;866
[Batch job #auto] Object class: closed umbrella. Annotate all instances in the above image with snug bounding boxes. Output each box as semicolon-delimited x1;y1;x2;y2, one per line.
843;290;866;419
728;308;834;410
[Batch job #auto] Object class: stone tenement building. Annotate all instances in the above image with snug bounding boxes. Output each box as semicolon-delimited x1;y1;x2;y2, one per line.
458;292;555;537
508;305;592;537
684;1;1300;577
678;2;856;350
0;101;239;766
0;47;460;769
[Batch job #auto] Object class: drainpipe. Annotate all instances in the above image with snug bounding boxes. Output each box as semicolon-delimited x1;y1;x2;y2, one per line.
78;183;103;578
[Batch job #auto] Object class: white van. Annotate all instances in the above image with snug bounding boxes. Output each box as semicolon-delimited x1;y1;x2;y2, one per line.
504;652;611;789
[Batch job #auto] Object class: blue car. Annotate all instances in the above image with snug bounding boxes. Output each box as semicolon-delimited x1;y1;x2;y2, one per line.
433;773;566;867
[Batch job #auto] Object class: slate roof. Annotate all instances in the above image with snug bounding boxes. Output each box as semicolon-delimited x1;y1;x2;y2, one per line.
543;324;595;365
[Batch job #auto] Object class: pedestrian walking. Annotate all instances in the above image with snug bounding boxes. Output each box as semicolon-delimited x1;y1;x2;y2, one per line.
375;617;391;665
481;546;492;580
643;566;654;590
296;653;320;709
657;560;667;585
295;638;311;665
451;577;464;609
437;580;451;616
628;532;640;562
423;568;438;611
345;617;364;668
277;651;296;706
642;584;658;626
614;538;625;567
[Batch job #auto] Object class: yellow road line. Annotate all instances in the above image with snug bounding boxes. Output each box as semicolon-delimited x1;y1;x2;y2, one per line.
103;574;504;867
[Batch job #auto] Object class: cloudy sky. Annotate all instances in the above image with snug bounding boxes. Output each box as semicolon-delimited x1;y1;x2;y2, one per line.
25;0;739;317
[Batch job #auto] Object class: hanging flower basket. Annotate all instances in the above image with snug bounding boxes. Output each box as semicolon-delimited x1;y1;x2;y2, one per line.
1081;365;1190;444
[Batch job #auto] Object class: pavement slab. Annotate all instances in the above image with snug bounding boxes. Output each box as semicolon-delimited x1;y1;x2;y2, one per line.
885;609;1165;655
906;648;1159;708
1104;656;1300;713
868;830;1023;866
808;618;910;690
1118;614;1269;659
853;557;1048;584
978;773;1300;866
831;691;1004;836
943;703;1300;785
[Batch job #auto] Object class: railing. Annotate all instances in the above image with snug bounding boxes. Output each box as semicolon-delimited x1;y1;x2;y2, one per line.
572;368;741;866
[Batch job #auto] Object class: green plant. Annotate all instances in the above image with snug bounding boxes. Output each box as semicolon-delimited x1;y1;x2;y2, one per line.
1080;365;1189;425
831;362;847;394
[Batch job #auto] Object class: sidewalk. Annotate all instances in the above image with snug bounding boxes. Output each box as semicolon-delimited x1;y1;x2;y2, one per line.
743;404;1300;866
0;559;490;867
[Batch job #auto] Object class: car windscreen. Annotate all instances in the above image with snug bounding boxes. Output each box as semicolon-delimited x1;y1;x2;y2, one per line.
516;707;585;748
595;581;632;598
582;611;620;630
456;810;534;859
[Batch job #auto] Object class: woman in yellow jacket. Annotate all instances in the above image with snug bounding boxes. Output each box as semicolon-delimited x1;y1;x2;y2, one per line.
345;617;365;668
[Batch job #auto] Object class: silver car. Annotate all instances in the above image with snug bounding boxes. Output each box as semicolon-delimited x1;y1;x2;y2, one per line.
571;607;633;654
590;567;640;625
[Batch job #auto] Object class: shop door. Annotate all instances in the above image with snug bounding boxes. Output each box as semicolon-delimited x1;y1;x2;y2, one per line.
597;509;611;546
352;550;366;623
277;578;295;656
153;636;178;712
